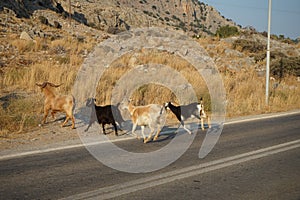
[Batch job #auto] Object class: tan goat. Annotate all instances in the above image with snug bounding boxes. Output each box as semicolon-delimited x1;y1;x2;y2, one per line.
126;99;166;144
36;82;75;129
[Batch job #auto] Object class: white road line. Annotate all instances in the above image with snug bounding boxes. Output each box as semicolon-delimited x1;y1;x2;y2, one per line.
61;139;300;200
0;110;299;161
0;137;133;161
224;110;300;125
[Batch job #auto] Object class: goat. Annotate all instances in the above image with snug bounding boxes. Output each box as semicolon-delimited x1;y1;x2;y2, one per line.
126;99;166;143
164;98;209;134
36;82;75;129
85;98;124;136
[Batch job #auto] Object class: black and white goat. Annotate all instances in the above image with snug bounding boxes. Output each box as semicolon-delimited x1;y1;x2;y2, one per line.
85;98;124;136
164;98;209;134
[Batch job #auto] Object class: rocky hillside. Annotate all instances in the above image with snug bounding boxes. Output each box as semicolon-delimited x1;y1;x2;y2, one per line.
1;0;237;36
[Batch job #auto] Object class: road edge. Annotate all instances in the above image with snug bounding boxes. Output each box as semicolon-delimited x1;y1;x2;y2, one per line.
1;109;300;161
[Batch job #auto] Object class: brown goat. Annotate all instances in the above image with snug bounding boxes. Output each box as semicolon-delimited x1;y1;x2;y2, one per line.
36;82;75;129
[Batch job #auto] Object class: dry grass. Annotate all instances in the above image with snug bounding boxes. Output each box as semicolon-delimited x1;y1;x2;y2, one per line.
0;95;42;137
223;69;300;117
95;49;209;106
1;32;299;134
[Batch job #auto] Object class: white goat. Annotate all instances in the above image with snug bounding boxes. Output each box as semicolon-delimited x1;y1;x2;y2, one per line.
36;82;75;129
126;99;166;144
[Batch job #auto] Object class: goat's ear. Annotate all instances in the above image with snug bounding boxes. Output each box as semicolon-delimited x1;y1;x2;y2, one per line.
36;82;42;87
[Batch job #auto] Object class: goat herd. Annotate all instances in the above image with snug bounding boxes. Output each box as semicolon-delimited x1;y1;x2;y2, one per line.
36;81;210;144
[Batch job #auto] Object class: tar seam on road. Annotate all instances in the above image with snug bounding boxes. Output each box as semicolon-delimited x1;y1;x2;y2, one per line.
0;110;299;161
60;139;300;200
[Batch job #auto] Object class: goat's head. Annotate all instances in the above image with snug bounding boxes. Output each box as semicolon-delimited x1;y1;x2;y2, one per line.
86;98;96;107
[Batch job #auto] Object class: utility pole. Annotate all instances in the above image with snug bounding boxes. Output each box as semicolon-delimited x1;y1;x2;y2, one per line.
265;0;272;105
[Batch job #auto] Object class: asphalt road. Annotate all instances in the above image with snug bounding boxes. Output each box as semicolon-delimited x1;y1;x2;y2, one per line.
0;112;299;200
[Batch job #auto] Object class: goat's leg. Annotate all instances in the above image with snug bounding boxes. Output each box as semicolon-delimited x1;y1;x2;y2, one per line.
153;125;162;141
141;126;147;143
61;116;70;127
175;121;191;134
144;126;154;144
51;111;56;120
131;123;140;139
112;122;118;136
71;115;75;129
200;118;205;130
180;121;192;134
183;124;192;134
193;114;205;130
85;122;92;132
102;123;106;135
42;107;50;124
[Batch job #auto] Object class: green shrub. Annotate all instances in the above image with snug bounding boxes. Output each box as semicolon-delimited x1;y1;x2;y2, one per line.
216;25;239;38
232;39;265;53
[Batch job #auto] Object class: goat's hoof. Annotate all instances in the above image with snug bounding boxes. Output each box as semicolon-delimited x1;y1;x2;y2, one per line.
144;138;151;143
153;136;158;141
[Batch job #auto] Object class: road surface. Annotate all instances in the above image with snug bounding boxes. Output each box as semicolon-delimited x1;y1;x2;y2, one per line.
0;112;299;200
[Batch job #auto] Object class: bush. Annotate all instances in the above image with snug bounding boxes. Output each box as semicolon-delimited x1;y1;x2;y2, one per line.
54;21;62;29
271;57;300;78
38;16;49;25
216;25;239;38
232;39;265;53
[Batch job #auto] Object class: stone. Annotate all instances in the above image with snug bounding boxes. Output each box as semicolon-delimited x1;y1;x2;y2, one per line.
20;31;33;41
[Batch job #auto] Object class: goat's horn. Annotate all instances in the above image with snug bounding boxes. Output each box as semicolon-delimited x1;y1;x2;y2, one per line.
48;83;62;87
36;82;42;87
36;82;47;88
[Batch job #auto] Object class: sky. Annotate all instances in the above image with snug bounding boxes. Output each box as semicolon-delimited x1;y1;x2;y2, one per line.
201;0;300;39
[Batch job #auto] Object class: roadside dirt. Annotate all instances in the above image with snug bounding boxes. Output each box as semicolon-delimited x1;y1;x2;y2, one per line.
0;118;126;157
0;112;182;157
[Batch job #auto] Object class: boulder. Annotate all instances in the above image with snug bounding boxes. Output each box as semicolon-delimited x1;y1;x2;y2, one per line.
20;31;33;41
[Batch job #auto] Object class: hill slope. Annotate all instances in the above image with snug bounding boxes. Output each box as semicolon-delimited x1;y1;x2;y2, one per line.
1;0;237;36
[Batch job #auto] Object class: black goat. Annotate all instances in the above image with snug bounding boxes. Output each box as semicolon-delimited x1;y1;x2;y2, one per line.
85;98;124;136
164;98;208;134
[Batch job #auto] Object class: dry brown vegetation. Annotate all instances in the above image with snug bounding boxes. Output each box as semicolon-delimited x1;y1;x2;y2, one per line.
95;49;209;105
1;21;299;136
